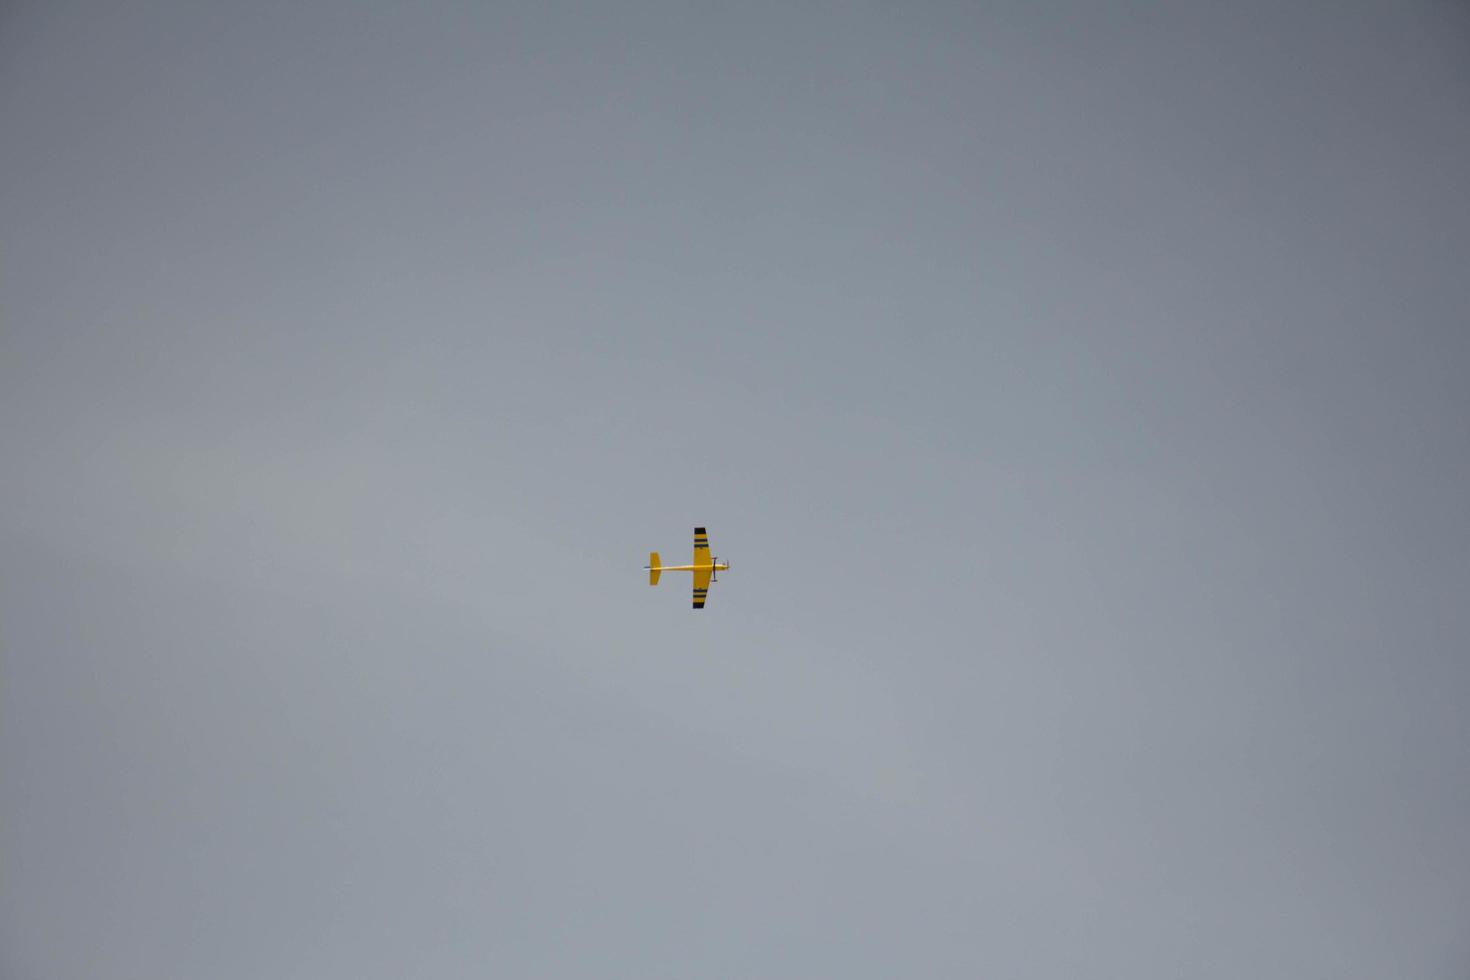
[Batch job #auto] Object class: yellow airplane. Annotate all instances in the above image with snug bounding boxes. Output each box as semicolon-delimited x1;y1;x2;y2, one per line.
645;527;730;609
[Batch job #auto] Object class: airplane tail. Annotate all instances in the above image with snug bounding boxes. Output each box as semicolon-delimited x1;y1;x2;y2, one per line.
647;552;661;586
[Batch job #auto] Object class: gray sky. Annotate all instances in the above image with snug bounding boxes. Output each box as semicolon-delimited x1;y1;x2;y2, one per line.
3;1;1469;977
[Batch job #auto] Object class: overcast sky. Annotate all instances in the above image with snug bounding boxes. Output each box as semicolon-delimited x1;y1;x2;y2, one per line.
3;1;1469;977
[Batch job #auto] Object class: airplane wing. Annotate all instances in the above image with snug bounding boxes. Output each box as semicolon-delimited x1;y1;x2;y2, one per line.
692;528;713;608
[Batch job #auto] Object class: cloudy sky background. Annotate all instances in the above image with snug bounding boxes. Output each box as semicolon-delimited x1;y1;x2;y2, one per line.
3;1;1469;976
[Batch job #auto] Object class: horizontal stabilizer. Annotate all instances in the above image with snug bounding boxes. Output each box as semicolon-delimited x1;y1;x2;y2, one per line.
648;552;661;586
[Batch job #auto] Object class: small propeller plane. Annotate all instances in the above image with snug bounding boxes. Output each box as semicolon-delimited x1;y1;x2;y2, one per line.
645;527;730;609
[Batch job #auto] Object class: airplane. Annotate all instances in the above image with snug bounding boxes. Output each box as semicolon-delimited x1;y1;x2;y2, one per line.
645;527;730;609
